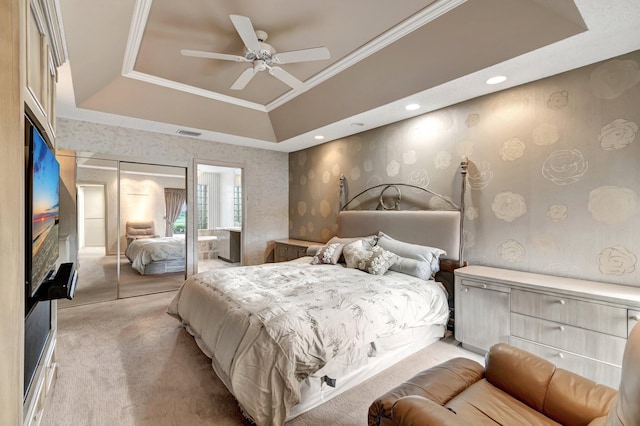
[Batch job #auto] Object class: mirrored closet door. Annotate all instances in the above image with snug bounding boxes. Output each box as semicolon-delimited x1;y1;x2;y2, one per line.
59;155;119;307
118;161;187;298
57;152;187;307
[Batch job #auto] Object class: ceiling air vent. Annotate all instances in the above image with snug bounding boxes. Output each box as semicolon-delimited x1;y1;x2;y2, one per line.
177;129;202;137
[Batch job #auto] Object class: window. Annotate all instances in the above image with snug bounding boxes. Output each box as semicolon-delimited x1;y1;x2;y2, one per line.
197;184;208;229
173;203;186;234
233;185;242;226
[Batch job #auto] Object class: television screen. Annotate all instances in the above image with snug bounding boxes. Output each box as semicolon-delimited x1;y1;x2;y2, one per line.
28;120;60;296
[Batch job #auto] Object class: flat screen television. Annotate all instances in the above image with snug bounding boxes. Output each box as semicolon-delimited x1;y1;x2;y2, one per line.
25;115;60;298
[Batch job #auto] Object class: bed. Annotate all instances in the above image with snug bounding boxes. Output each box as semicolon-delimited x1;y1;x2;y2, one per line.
124;235;186;275
167;207;463;425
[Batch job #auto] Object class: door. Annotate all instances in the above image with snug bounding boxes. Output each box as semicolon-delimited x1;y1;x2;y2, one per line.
456;280;510;353
118;161;187;298
80;185;105;247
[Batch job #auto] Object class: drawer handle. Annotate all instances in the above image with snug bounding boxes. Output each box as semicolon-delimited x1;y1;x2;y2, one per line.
557;353;564;359
481;284;487;289
463;287;469;293
630;314;640;321
557;326;565;332
557;299;566;305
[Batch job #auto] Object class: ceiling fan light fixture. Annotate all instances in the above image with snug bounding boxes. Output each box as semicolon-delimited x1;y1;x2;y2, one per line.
181;14;330;92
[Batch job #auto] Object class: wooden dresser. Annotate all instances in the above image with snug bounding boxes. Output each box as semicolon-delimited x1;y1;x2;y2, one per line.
454;265;640;388
274;239;320;262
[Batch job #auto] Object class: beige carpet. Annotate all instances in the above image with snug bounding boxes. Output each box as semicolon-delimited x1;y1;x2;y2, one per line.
42;291;483;426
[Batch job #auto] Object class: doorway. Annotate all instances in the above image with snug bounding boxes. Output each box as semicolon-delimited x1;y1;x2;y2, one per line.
195;163;243;273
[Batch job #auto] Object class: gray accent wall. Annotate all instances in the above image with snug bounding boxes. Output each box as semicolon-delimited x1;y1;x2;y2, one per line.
289;50;640;287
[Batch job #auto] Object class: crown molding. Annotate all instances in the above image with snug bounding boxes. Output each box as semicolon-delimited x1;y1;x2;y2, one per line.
125;71;268;112
120;0;465;113
266;0;466;111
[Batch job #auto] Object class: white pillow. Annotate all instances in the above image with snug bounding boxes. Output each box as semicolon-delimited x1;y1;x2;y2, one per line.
376;231;446;278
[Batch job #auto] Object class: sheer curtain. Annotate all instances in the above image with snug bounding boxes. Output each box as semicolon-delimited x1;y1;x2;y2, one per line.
164;188;186;236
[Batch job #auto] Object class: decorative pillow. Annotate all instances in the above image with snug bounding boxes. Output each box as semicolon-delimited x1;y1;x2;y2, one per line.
376;231;446;278
311;243;344;265
327;235;378;250
342;240;370;269
328;235;378;264
306;245;324;257
357;246;399;275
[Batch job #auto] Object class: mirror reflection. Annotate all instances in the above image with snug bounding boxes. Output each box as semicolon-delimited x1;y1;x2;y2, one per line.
58;153;187;307
118;162;187;298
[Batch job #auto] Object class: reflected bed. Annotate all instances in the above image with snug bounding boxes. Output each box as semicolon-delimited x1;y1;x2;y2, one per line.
124;236;186;275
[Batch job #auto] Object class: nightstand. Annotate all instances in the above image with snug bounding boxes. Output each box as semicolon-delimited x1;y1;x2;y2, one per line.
274;239;321;262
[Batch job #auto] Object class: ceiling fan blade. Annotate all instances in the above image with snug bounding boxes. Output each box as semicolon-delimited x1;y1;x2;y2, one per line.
268;67;304;90
181;49;247;62
272;47;330;64
231;67;257;90
229;15;261;52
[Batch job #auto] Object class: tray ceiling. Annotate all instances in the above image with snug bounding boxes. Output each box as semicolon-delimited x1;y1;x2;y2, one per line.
56;0;640;151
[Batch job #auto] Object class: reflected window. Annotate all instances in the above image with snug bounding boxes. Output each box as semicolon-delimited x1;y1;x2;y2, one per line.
173;203;186;235
233;186;242;227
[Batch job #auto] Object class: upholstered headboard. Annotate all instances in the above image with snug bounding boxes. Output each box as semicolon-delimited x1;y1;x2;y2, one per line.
125;221;158;244
337;210;461;262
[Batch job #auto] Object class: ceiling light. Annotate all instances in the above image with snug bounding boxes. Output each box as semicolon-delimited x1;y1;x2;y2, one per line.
405;103;420;111
314;135;325;140
486;75;507;85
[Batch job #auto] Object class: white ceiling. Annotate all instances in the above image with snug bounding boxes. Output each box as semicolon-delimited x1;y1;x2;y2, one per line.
56;0;640;153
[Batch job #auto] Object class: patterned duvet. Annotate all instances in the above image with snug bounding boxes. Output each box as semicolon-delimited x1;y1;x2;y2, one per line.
167;258;449;426
125;236;185;274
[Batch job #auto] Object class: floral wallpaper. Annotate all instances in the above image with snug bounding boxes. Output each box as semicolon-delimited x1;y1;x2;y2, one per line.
56;119;289;267
289;50;640;287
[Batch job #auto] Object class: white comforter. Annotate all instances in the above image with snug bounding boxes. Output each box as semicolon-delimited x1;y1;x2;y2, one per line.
167;258;449;426
125;236;185;274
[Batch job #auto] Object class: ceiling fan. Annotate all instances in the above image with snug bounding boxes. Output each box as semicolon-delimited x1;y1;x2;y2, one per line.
181;15;331;91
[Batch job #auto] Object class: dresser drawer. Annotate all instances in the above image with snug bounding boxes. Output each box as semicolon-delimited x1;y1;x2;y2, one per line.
459;278;510;293
510;313;626;365
275;244;291;262
509;337;621;388
274;242;311;262
511;289;628;337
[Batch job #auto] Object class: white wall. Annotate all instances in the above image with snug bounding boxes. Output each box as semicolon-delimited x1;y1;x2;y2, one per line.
56;118;289;266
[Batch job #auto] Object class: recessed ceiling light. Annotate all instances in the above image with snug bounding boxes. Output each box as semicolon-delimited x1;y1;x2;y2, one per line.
486;75;507;85
405;103;420;111
314;135;325;140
